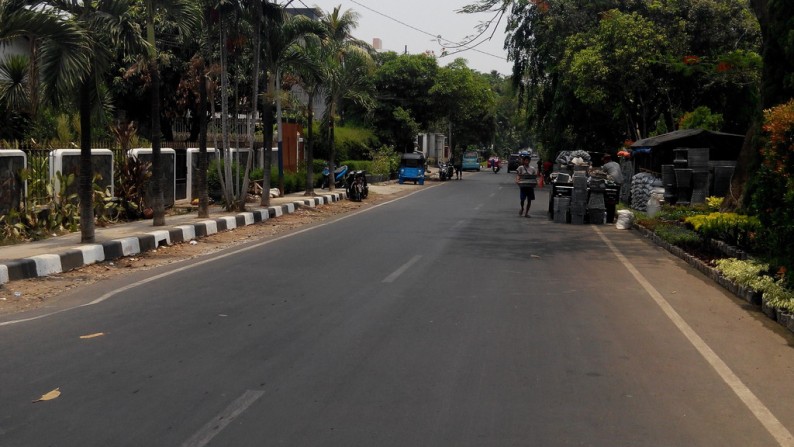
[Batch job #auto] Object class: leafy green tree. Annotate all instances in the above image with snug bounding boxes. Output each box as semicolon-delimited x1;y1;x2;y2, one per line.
463;0;761;152
371;53;439;148
564;10;667;141
724;0;794;209
487;72;532;154
290;34;326;196
430;59;496;152
319;6;375;191
678;106;724;131
260;4;326;202
390;107;421;152
1;0;145;243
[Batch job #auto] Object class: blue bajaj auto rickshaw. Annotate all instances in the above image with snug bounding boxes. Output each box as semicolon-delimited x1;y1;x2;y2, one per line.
398;152;426;185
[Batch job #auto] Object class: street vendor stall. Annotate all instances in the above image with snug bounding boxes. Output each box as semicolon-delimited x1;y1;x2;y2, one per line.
547;151;619;224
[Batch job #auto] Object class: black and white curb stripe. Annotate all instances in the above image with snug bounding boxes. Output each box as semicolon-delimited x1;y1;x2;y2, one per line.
0;193;344;285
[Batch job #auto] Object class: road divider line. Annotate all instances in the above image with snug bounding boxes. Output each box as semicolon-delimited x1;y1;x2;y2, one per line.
595;227;794;447
383;255;423;283
181;390;265;447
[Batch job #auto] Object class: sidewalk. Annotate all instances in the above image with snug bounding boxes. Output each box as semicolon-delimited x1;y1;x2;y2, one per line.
0;190;347;285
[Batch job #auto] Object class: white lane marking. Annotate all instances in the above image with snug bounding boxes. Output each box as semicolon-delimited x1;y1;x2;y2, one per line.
383;255;423;283
0;188;434;327
180;390;265;447
475;204;483;210
451;220;466;231
595;227;794;447
488;193;496;198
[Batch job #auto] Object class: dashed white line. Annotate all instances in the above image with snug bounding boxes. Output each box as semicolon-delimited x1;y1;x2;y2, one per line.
383;255;423;283
181;390;265;447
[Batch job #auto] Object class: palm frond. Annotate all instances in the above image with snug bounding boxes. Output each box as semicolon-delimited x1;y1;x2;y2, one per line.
0;54;31;111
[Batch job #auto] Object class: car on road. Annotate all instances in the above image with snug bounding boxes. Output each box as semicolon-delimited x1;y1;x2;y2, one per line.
462;150;481;171
507;153;520;172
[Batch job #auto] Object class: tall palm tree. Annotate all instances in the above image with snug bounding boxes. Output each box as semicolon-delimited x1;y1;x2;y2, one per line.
319;6;375;191
1;0;145;243
144;0;201;225
260;5;325;203
291;34;325;196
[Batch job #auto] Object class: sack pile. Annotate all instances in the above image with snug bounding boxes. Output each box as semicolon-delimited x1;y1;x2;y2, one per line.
554;150;592;165
615;210;634;230
630;172;659;211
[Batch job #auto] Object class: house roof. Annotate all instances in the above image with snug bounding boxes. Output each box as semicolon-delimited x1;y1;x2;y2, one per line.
631;129;744;148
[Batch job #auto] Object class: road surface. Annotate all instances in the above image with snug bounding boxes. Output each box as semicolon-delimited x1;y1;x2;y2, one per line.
2;172;794;446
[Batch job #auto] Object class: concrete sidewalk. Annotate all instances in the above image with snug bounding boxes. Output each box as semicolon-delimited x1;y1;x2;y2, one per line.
0;190;347;285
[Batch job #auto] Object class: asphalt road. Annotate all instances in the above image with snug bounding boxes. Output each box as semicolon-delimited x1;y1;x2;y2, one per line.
2;171;794;446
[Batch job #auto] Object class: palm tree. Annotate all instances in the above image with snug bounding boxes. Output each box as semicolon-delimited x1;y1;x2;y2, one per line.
319;6;375;191
291;34;325;196
260;5;325;204
1;0;145;244
0;54;33;139
143;0;201;225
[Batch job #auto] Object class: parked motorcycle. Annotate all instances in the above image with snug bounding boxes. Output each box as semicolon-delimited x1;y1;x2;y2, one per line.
321;164;348;189
438;160;454;181
346;170;368;201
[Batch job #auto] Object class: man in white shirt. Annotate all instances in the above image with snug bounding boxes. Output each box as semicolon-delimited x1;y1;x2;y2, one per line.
515;155;538;217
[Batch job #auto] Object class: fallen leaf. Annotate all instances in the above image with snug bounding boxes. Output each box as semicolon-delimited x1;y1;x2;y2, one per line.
33;388;61;403
80;332;105;339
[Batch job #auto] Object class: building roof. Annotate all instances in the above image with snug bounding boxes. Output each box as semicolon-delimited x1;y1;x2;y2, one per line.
631;129;744;148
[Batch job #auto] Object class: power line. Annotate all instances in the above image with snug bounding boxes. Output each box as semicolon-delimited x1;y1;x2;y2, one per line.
347;0;505;60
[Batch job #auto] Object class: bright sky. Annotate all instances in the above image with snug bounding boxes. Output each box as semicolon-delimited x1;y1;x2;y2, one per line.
295;0;514;75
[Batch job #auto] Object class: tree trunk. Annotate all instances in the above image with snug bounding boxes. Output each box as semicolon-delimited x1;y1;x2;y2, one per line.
241;0;262;211
723;0;794;210
276;70;285;195
304;90;316;196
150;59;166;226
197;58;209;218
259;74;275;207
220;23;233;207
78;80;95;244
328;101;336;191
146;1;165;227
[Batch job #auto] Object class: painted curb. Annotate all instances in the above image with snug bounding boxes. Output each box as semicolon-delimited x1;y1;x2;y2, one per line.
0;193;345;285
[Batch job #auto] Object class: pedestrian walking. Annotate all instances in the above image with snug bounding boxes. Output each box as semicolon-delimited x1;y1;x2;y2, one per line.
515;155;538;217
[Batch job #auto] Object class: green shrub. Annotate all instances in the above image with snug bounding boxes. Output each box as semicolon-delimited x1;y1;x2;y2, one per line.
747;100;794;288
269;169;307;194
340;160;373;172
656;204;710;222
654;222;703;248
684;212;761;248
312;159;326;174
370;145;399;176
715;258;770;288
715;258;794;312
759;277;794;313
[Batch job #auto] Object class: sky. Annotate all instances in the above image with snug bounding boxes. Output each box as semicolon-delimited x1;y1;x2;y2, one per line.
291;0;514;75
